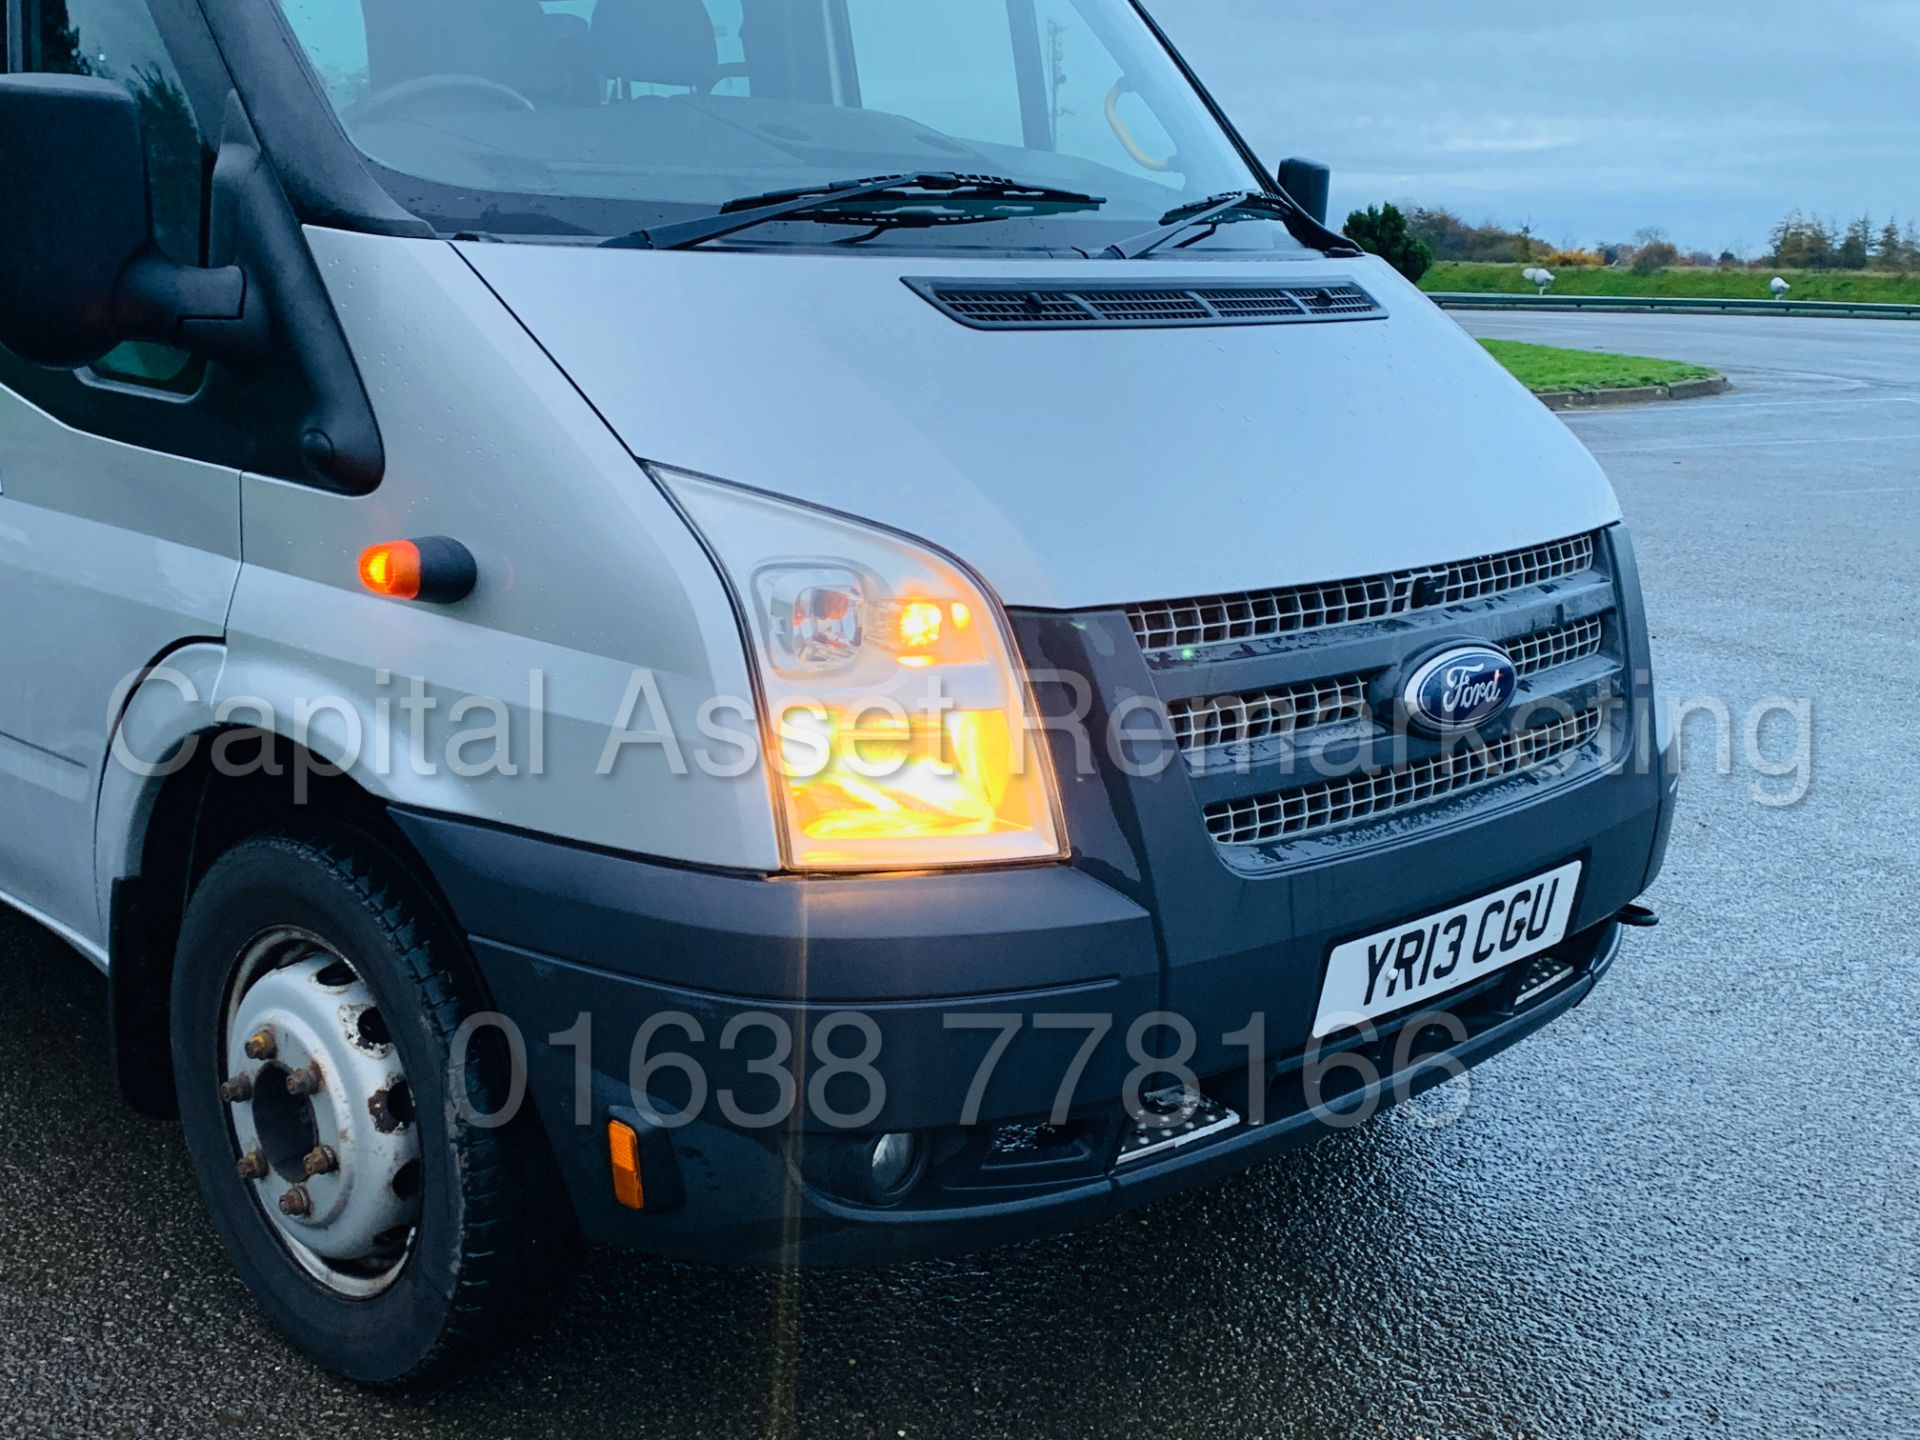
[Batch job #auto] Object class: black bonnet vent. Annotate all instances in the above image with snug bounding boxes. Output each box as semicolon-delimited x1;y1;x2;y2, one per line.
906;277;1386;330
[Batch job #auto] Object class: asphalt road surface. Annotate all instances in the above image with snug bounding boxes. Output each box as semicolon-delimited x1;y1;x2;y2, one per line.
3;312;1916;1439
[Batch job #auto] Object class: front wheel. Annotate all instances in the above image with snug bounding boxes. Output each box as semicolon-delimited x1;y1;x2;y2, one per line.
171;826;578;1385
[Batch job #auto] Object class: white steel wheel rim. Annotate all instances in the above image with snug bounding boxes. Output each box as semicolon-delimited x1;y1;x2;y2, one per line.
220;927;423;1299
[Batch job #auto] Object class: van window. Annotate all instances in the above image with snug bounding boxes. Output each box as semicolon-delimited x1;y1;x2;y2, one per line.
1029;0;1178;186
271;0;1293;255
279;0;372;110
26;0;208;392
278;0;756;111
841;0;1178;189
842;0;1025;150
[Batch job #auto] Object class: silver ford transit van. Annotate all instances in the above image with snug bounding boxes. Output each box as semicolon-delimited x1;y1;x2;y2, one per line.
0;0;1677;1385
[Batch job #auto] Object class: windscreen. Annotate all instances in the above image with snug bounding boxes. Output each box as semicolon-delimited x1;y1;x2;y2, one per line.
273;0;1303;253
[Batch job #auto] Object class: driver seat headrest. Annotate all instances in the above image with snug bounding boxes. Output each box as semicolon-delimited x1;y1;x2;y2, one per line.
590;0;721;91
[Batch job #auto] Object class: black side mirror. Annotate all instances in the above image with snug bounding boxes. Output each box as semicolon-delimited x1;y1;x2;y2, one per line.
0;74;262;370
1276;157;1332;229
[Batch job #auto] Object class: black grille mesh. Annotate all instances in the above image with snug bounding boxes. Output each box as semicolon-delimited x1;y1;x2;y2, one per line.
1509;615;1605;677
1128;534;1598;654
1168;675;1369;751
1203;705;1606;845
936;290;1096;325
912;279;1383;329
1167;615;1606;754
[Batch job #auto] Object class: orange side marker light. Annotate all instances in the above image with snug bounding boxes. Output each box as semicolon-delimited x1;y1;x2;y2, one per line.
358;540;422;600
608;1119;646;1211
357;535;477;604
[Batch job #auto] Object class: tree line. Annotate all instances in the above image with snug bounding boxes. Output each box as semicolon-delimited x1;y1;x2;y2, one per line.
1764;212;1920;271
1378;204;1920;273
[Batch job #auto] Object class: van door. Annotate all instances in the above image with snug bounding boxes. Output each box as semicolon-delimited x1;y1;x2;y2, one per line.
0;0;241;943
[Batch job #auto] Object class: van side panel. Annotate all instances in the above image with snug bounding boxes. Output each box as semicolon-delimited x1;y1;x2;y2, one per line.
0;389;241;946
223;232;780;870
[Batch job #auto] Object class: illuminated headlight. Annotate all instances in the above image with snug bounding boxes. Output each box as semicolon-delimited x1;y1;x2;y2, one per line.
654;467;1066;873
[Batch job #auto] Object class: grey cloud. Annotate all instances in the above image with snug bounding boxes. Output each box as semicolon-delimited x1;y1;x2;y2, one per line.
1145;0;1920;251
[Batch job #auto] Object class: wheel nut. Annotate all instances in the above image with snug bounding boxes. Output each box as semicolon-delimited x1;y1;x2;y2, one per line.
279;1185;313;1217
285;1064;323;1097
236;1150;269;1181
302;1145;339;1178
219;1074;253;1103
243;1029;277;1061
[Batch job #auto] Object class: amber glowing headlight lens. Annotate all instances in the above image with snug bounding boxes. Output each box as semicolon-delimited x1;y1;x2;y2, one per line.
652;468;1065;873
897;600;943;649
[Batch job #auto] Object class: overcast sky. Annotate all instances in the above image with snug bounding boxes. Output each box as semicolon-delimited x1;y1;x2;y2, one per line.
1146;0;1920;254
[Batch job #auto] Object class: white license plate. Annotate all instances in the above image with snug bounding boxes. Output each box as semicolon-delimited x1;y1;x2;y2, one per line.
1312;860;1583;1037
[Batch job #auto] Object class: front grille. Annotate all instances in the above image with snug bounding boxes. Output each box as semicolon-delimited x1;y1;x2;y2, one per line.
1164;617;1603;755
1427;534;1597;607
1131;574;1411;653
1127;533;1597;654
907;278;1387;330
1202;704;1606;845
1509;615;1604;676
1167;675;1368;751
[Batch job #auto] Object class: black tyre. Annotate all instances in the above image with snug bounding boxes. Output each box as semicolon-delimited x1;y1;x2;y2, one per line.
171;824;579;1386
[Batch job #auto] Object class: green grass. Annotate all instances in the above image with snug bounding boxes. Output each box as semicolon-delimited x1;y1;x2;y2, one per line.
1480;339;1718;394
1424;261;1920;304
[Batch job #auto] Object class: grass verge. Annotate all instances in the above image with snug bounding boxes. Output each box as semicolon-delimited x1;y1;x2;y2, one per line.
1425;261;1920;305
1480;339;1718;394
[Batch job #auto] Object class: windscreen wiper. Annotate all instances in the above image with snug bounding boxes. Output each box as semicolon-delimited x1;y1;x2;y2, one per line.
606;172;1105;251
1102;189;1362;261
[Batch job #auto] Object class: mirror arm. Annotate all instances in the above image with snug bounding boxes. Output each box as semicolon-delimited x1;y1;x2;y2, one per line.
111;248;268;366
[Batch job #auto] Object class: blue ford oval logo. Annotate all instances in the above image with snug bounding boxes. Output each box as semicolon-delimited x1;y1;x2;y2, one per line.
1401;645;1518;734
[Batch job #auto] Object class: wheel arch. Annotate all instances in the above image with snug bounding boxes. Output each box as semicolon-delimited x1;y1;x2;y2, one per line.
100;647;470;1118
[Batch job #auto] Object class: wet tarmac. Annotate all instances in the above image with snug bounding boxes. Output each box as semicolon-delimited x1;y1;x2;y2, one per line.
2;312;1916;1437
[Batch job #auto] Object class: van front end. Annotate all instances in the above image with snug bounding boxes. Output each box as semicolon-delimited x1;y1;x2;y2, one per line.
395;518;1676;1264
0;0;1681;1382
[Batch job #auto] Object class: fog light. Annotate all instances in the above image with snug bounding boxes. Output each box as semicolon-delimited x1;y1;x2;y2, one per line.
868;1132;921;1198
